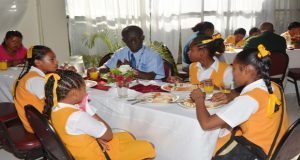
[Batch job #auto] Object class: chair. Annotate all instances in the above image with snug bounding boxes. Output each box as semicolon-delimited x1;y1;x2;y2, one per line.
0;118;43;159
270;52;289;87
270;117;300;160
0;102;18;148
25;105;74;160
98;52;113;67
287;68;300;106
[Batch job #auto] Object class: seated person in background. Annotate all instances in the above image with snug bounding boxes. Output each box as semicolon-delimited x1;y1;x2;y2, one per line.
244;22;287;53
182;21;215;72
99;25;165;80
247;27;261;40
188;34;238;104
281;21;300;46
0;30;27;67
224;28;247;48
13;45;79;133
44;70;156;160
190;45;288;157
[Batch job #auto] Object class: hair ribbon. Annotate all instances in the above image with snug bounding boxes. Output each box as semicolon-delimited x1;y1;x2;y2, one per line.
200;33;222;45
27;46;34;59
267;93;281;118
45;73;61;106
257;44;270;58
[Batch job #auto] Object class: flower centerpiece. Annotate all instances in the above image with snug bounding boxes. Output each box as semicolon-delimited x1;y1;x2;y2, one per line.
291;36;300;49
106;64;136;86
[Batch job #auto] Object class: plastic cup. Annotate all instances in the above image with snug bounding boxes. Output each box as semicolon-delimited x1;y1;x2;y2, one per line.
0;60;8;70
89;71;99;80
220;84;231;94
203;79;214;94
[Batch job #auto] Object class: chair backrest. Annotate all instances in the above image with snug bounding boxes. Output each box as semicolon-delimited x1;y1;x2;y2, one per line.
271;117;300;160
270;52;289;86
0;102;18;123
98;53;113;67
25;105;73;160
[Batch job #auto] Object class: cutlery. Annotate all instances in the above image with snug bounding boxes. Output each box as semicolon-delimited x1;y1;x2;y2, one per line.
131;99;147;105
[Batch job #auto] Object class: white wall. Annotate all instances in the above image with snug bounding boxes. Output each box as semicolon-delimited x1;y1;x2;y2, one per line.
4;0;70;63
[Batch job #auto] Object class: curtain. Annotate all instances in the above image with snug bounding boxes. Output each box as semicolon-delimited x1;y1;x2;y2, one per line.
65;0;300;63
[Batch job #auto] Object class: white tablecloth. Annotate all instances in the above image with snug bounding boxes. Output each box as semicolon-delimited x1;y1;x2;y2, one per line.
219;49;300;94
89;87;226;160
0;67;22;102
220;49;300;68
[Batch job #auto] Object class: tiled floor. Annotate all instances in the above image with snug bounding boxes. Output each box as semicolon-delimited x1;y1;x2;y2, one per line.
1;94;300;160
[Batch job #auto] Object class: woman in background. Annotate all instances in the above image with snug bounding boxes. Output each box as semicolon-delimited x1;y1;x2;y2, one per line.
0;30;27;66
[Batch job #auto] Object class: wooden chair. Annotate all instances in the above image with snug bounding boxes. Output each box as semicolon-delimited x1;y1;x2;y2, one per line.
0;102;18;148
25;105;74;160
270;52;289;88
287;68;300;106
270;117;300;160
98;53;113;67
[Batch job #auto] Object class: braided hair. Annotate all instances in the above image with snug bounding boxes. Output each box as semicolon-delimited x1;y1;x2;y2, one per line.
190;34;224;58
235;48;273;94
43;70;84;119
14;45;52;97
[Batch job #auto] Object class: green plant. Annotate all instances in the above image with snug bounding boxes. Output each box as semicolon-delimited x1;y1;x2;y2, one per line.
148;41;178;75
82;54;102;68
81;28;124;53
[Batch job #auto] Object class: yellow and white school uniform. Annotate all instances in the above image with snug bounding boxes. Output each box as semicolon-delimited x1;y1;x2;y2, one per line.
14;66;46;133
224;35;246;48
215;79;289;154
189;57;233;88
51;103;155;160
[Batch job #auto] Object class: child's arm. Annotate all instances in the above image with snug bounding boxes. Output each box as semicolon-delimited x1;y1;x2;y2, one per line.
190;88;227;130
93;114;113;141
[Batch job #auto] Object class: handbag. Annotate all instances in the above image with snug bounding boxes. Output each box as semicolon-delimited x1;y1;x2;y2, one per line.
212;87;285;160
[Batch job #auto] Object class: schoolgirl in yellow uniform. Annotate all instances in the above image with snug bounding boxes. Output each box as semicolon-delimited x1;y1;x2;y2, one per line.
44;70;156;160
14;45;58;133
190;45;289;157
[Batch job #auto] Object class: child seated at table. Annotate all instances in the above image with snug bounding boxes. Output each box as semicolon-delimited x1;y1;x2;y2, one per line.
43;70;156;160
190;45;289;157
13;45;77;133
189;34;239;104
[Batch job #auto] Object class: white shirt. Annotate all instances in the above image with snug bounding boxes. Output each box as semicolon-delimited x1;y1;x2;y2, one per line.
52;103;107;138
26;66;46;99
216;79;271;129
194;57;234;88
25;66;97;116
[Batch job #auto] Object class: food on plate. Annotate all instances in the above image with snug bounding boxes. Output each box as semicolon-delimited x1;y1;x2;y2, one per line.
162;83;198;91
150;92;174;103
180;97;221;109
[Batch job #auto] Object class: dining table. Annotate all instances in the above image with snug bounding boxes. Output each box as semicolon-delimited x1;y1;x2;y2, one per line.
87;82;228;160
219;49;300;94
0;67;22;102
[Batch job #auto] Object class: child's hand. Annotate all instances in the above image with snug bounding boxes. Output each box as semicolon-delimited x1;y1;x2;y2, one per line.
190;88;206;103
98;139;110;151
211;92;230;105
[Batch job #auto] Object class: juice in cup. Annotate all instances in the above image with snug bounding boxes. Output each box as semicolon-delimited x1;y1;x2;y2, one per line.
89;71;99;80
203;79;214;94
0;60;8;70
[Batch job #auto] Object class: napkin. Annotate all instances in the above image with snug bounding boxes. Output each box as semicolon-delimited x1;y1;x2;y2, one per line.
92;80;111;91
130;84;166;93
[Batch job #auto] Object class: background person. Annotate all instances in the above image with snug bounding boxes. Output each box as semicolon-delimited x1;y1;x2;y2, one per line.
99;25;165;80
0;30;27;67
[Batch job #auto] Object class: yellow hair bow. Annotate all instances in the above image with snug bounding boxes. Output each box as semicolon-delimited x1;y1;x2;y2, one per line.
27;46;34;59
267;93;281;118
201;33;222;44
45;73;61;106
257;44;270;59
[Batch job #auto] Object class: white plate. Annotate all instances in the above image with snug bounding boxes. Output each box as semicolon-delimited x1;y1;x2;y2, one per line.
161;83;198;92
177;97;222;109
85;80;97;88
135;92;179;104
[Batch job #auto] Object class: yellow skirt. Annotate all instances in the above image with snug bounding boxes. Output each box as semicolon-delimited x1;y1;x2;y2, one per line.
107;132;156;160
